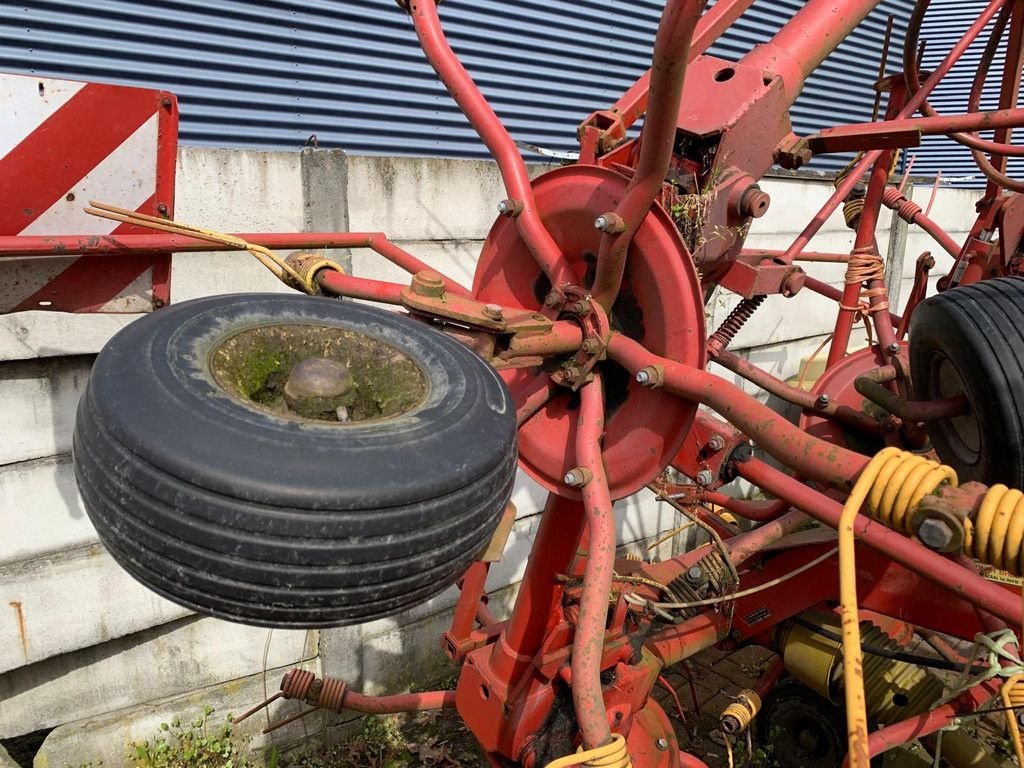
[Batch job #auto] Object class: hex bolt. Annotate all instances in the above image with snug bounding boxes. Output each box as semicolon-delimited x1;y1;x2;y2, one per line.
594;212;626;234
887;342;901;355
656;738;669;751
483;303;503;321
569;301;591;317
635;366;663;388
564;467;593;487
284;358;354;420
707;435;726;452
497;199;523;218
581;338;601;354
411;271;446;298
815;393;830;409
918;518;955;551
695;469;714;487
544;290;564;308
685;565;705;586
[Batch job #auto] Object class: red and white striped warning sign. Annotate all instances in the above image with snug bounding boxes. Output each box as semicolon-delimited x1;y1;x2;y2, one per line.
0;74;178;312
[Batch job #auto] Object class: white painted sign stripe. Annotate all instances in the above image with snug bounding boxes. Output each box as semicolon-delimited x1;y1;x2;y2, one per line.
0;76;86;160
19;113;159;237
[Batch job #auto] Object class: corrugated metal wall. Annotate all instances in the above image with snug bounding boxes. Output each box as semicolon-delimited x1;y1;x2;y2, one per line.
913;0;1024;187
2;1;908;168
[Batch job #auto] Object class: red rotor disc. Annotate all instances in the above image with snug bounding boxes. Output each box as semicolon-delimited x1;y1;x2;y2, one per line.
473;165;705;500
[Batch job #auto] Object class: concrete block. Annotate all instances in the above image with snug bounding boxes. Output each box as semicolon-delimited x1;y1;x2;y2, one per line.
0;311;139;362
0;455;95;566
345;156;509;242
0;745;17;768
0;355;91;465
0;616;316;737
301;149;352;273
32;662;329;768
170;147;305;304
0;544;190;674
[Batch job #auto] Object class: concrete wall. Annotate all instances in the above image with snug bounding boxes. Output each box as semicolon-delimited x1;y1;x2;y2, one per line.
0;149;980;766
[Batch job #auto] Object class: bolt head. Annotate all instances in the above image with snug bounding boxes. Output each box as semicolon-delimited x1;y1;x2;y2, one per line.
696;469;714;487
815;393;830;408
544;291;563;308
685;565;705;586
497;200;510;213
581;338;601;354
887;342;901;355
594;215;609;231
918;518;955;550
483;303;503;320
636;370;651;385
708;435;726;452
656;738;669;751
284;357;354;419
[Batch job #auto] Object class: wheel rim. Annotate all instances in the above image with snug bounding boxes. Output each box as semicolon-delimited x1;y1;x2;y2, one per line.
930;352;980;465
209;322;429;424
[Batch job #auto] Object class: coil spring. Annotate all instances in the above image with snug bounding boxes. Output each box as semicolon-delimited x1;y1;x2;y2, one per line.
881;187;922;223
1002;675;1024;766
280;668;316;701
709;296;767;353
843;197;866;229
319;675;349;712
544;733;632;768
965;484;1024;577
861;448;957;534
720;690;760;734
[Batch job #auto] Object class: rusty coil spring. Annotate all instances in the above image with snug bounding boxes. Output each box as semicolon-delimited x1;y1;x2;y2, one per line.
843;197;866;229
280;668;317;701
842;247;889;315
319;675;349;712
709;295;766;354
881;187;922;223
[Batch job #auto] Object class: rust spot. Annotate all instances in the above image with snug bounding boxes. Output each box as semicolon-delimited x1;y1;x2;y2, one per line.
9;601;28;660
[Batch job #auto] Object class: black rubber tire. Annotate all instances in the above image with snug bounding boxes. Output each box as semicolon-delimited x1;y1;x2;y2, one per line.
757;678;862;768
910;276;1024;487
73;293;517;628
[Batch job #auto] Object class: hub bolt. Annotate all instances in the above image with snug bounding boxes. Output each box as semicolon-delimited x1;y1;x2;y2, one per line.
594;212;626;234
564;467;593;487
918;518;955;551
284;357;354;420
544;291;564;308
685;565;705;586
581;338;601;354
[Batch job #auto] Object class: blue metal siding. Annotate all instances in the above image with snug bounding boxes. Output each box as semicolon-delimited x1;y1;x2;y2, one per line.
914;1;1024;187
2;1;908;166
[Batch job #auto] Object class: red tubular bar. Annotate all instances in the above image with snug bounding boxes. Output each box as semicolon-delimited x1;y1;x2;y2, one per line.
778;0;1005;264
742;0;884;104
513;377;558;427
608;334;871;489
880;187;962;260
812;106;1024;148
343;689;456;714
645;612;723;668
591;0;707;310
842;680;999;767
610;0;759;130
406;1;572;288
0;231;471;296
316;270;404;304
573;376;618;750
803;276;905;327
736;458;1022;626
701;490;791;522
725;509;811;563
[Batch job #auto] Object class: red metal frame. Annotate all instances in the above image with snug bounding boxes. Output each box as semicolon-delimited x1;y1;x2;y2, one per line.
9;1;1024;766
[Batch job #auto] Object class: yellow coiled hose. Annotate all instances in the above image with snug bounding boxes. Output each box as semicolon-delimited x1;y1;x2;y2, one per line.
839;448;956;768
1002;675;1024;767
544;733;631;768
966;484;1024;576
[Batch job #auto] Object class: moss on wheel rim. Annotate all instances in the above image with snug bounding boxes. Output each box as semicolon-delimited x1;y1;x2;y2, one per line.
208;323;429;424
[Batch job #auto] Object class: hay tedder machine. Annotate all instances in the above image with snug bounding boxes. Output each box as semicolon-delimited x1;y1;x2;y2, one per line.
13;0;1024;766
